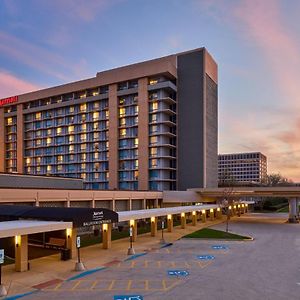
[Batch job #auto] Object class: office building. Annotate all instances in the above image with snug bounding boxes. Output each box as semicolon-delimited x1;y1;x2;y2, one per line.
0;48;218;191
218;152;267;184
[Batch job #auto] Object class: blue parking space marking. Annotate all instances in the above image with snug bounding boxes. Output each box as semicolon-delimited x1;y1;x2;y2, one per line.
114;296;143;300
168;270;189;277
212;245;229;250
197;255;215;260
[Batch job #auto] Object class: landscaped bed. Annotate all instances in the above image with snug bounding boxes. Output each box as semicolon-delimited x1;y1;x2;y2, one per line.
183;228;252;240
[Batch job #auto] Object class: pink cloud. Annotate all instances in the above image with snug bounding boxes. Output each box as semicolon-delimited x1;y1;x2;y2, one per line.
0;71;41;98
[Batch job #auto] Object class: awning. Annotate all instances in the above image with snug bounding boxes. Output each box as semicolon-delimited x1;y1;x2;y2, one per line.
0;205;118;227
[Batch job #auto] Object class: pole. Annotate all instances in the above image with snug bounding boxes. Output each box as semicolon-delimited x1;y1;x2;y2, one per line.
77;247;81;263
0;264;2;285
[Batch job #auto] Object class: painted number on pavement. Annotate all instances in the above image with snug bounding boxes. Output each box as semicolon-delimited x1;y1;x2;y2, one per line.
212;245;229;250
0;249;4;264
114;296;143;300
197;255;215;260
168;270;189;277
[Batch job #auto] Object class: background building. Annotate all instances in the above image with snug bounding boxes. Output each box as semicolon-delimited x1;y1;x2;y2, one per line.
0;48;218;191
218;152;267;185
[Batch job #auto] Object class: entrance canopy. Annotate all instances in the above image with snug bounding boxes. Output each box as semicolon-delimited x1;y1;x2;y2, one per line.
0;220;72;238
0;205;119;227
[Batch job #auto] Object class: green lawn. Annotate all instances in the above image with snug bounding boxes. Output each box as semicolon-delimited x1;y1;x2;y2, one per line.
183;228;251;240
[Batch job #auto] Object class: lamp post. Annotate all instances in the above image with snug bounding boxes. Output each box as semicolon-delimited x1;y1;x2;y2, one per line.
160;219;166;244
127;226;135;255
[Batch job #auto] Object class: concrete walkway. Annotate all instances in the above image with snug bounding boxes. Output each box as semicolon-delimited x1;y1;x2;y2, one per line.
1;216;228;298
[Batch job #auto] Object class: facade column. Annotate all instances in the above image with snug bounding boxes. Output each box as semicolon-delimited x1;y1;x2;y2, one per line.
102;223;112;249
66;228;77;259
201;210;206;223
0;108;5;172
216;207;222;219
151;217;157;236
143;197;147;209
181;213;186;229
192;211;197;226
138;77;149;190
167;214;173;232
288;198;298;223
17;104;24;173
15;235;28;272
129;219;137;242
209;209;215;221
108;84;118;190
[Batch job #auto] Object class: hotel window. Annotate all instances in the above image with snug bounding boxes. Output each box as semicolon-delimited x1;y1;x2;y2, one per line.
119;118;126;126
80;93;86;99
69;154;75;161
80;114;86;122
80;143;87;151
36;157;41;164
93;132;99;140
150;136;157;145
94;102;100;109
119;98;125;105
47;165;52;172
134;160;139;168
149;78;158;85
46;137;52;145
81;123;87;131
150;125;157;133
35;112;41;120
69;145;75;153
92;90;99;96
120;128;126;137
150;159;158;167
57;165;63;171
36;130;42;137
47;129;52;136
69;106;75;113
81;163;86;170
150;114;157;122
25;158;31;165
56;127;62;135
119;107;125;117
151;102;158;111
36;139;42;146
81;173;86;180
80;103;87;111
94;152;99;159
94;162;100;171
94;172;99;179
68;125;74;133
36;166;41;172
105;111;109;119
134;106;139;114
81;153;87;161
93;122;99;130
6;118;13;125
69;135;74;143
80;134;87;141
134;138;139;147
57;118;64;125
57;155;63;163
93;112;99;120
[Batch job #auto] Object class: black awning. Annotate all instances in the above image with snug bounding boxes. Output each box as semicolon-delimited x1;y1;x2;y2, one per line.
0;205;118;227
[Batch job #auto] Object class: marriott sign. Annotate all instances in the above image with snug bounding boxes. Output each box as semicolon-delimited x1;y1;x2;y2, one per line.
0;96;18;107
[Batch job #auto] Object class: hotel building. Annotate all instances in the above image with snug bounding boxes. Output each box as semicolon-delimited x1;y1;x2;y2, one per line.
0;48;218;191
218;152;267;184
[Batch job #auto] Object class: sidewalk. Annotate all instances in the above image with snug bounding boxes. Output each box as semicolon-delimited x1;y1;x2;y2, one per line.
1;216;228;298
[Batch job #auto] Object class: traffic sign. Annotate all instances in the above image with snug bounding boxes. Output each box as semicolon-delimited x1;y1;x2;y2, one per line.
76;236;81;248
0;250;4;264
197;255;215;260
168;270;189;277
114;296;143;300
212;245;229;250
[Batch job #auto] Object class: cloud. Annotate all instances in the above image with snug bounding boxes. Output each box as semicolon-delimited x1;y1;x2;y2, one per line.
0;71;41;98
0;31;90;82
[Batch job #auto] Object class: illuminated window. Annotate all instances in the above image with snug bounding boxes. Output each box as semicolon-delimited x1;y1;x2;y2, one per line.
106;141;109;148
120;128;126;137
36;157;41;164
80;93;86;99
151;102;158;111
25;158;31;165
57;127;62;135
81;153;86;161
35;112;41;120
80;103;87;111
119;118;126;126
26;167;31;173
149;79;158;85
69;145;74;153
94;102;100;109
81;173;86;180
47;165;52;172
46;137;52;145
134;171;139;179
36;130;42;137
94;152;99;159
119;98;125;105
80;143;87;151
37;166;41;172
80;134;86;141
93;112;99;120
69;135;74;143
81;163;86;170
81;123;87;131
47;129;52;136
57;155;63;163
134;106;139;114
7;118;13;125
119;107;125;117
134;116;138;124
69;106;75;113
92;91;99;96
94;172;99;179
93;132;99;140
68;125;74;133
134;138;139;147
150;125;157;133
105;111;109;118
151;159;158;167
57;165;63;171
150;147;157;156
134;160;139;168
151;114;157;122
150;136;157;144
36;139;41;146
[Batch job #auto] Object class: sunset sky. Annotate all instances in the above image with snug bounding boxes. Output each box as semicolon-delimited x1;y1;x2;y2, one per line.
0;0;299;181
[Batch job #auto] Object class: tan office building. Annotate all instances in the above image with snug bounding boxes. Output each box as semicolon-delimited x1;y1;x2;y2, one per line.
0;48;218;191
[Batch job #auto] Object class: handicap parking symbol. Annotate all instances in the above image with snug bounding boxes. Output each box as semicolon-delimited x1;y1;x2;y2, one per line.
197;255;215;260
168;270;189;277
211;245;229;250
114;296;143;300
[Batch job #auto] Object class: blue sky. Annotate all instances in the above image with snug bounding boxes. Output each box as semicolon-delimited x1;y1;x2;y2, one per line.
1;0;300;180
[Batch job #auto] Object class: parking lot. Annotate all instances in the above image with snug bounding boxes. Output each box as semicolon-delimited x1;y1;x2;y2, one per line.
14;213;298;300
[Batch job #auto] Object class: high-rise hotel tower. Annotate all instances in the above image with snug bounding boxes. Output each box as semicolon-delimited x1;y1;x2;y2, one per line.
0;48;218;191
